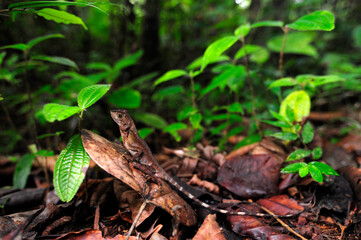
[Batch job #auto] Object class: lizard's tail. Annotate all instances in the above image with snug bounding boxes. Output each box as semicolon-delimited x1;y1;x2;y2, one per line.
165;176;298;218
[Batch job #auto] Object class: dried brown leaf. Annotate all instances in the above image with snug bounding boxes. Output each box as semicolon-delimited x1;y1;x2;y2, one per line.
81;130;197;226
257;195;304;216
217;155;280;198
192;214;226;240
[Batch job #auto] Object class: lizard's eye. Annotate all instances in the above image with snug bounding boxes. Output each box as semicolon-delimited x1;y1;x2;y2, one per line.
118;114;123;118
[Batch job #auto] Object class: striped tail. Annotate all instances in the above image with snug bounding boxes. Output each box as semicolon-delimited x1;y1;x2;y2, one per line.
163;174;297;218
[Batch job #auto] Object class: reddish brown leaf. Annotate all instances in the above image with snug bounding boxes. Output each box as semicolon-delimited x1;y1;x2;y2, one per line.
227;215;297;240
217;155;280;198
257;195;304;216
225;143;258;160
308;111;345;121
192;214;226;240
188;174;220;194
337;134;361;154
81;130;197;227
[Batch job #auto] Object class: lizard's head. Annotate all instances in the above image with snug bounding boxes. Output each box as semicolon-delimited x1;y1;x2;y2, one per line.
110;109;133;131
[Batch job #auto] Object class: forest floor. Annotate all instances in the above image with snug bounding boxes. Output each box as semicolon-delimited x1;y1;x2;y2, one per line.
0;111;361;240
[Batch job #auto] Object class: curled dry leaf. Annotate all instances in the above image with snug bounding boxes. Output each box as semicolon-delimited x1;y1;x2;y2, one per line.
192;214;226;240
225;142;258;160
188;174;220;194
81;129;197;226
337;134;361;154
217;155;280;198
177;157;199;177
256;195;304;216
227;215;297;240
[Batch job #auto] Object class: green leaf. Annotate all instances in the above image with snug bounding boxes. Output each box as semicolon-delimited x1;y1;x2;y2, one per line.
301;75;345;87
299;165;309;177
36;8;88;30
43;103;80;122
286;149;312;162
202;36;238;71
312;146;323;160
134;112;168;129
38;131;64;139
177;106;197;121
86;62;112;71
302;122;314;144
164;122;188;142
234;134;261;149
280;90;311;122
77;84;111;110
251;20;284;28
249;47;269;64
32;55;78;70
186;55;230;70
285;105;295;123
270;110;290;123
234;44;261;60
234;24;251;38
13;154;35;189
114;50;142;72
0;43;29;51
267;32;318;58
270;132;298;141
353;25;361;48
309;162;338;176
0;52;6;65
268;78;297;88
9;1;107;14
108;88;141;109
154;70;188;87
281;162;308;173
308;164;323;183
53;135;90;202
36;149;54;157
287;10;335;31
227;102;244;114
27;33;65;49
201;65;246;97
263;120;291;128
227;126;245;137
189;113;202;129
138;128;153;139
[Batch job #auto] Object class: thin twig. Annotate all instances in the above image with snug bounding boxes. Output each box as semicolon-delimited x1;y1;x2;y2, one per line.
279;26;289;79
260;206;308;240
241;37;261;136
189;74;197;110
126;200;148;240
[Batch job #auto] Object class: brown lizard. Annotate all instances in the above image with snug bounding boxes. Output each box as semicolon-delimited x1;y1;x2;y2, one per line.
110;109;298;218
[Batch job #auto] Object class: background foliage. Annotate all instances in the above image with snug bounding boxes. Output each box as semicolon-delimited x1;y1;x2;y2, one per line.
1;0;360;157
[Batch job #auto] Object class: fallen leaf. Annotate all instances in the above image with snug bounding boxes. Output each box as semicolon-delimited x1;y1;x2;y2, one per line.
81;129;197;226
188;174;220;194
227;215;297;239
225;142;258;160
257;195;304;216
217;155;280;198
192;214;226;240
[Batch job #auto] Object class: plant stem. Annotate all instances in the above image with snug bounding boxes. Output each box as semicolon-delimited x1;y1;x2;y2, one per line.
241;37;261;136
24;51;50;188
24;51;39;147
126;200;148;240
189;74;197;110
279;26;289;79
